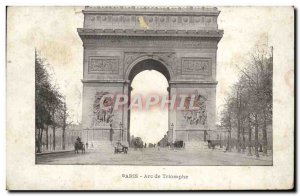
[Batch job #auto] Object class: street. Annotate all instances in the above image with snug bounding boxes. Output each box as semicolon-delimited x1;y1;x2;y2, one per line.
36;147;272;165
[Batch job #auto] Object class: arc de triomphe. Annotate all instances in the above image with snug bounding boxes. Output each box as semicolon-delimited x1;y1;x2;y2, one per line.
78;6;223;148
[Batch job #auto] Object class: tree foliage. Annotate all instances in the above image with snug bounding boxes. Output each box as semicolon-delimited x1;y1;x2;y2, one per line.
220;45;273;156
35;50;68;153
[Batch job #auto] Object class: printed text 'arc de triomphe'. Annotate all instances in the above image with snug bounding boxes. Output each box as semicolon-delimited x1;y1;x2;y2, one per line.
77;6;223;147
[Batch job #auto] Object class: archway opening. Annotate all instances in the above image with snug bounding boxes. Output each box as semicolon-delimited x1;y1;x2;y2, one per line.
130;70;169;144
128;59;170;145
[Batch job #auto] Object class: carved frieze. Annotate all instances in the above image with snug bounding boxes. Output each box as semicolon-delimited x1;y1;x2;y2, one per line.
84;14;218;30
84;37;218;49
181;58;211;75
88;56;119;74
124;52;177;70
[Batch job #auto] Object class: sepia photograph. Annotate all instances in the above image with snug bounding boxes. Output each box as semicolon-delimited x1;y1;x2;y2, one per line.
6;4;294;190
33;6;273;166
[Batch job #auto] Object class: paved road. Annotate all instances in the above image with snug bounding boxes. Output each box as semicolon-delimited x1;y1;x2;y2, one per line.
36;147;272;165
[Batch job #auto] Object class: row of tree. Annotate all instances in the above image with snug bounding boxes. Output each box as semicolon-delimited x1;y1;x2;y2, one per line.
220;45;273;157
35;50;68;153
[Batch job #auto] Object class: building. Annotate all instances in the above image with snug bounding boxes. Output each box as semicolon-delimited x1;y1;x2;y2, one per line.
78;6;223;148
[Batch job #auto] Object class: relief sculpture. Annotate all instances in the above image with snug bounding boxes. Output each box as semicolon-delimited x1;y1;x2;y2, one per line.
182;58;211;75
92;92;114;127
88;57;119;74
183;90;207;126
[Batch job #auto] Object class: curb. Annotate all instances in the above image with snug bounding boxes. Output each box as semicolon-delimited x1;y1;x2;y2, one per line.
36;150;74;156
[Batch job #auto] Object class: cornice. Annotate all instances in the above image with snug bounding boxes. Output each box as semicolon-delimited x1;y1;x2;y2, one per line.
82;79;218;85
77;28;224;39
83;6;220;16
169;81;218;85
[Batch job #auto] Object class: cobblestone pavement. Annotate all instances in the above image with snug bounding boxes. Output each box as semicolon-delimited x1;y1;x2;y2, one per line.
36;147;272;165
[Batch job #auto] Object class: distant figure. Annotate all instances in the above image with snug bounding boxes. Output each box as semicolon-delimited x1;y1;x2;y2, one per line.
258;143;263;152
86;142;89;149
91;142;94;148
76;136;81;143
109;124;114;144
144;143;147;148
154;144;156;148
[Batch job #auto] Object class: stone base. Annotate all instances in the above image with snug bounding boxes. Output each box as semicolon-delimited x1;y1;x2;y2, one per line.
185;141;208;149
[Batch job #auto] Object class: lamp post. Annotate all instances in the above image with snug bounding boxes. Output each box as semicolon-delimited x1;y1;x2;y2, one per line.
109;122;113;144
92;127;94;142
50;134;52;151
170;123;174;143
220;132;223;148
119;122;123;141
227;128;232;152
86;127;88;143
123;126;127;142
71;132;73;149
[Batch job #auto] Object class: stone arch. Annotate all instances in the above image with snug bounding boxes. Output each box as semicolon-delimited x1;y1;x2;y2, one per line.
125;55;175;83
125;56;172;144
79;6;223;148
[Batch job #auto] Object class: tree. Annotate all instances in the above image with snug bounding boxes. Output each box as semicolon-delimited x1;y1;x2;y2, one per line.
239;46;273;156
57;100;70;150
220;44;273;157
220;97;235;152
35;49;64;153
35;49;51;153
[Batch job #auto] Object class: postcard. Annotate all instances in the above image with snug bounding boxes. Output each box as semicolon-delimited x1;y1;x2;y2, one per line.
6;6;294;190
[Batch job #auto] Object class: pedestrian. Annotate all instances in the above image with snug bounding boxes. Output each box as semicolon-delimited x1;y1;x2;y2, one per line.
86;142;89;149
258;143;263;152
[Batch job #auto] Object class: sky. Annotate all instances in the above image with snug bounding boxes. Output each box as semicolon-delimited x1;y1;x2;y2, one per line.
8;6;293;143
130;71;169;143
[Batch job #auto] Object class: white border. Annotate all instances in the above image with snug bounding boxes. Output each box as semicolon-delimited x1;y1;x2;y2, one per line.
2;0;298;194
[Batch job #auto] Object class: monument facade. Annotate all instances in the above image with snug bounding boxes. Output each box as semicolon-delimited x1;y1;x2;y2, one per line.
78;6;223;148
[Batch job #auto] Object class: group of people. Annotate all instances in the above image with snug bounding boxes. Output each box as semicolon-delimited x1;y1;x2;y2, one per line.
142;143;157;148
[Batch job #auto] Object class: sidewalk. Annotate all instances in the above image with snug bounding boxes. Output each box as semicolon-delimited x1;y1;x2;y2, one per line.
36;149;74;156
212;147;273;162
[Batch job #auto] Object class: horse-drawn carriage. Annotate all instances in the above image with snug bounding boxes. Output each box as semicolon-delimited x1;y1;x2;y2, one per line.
207;140;221;149
114;141;128;154
74;140;85;153
174;140;185;148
